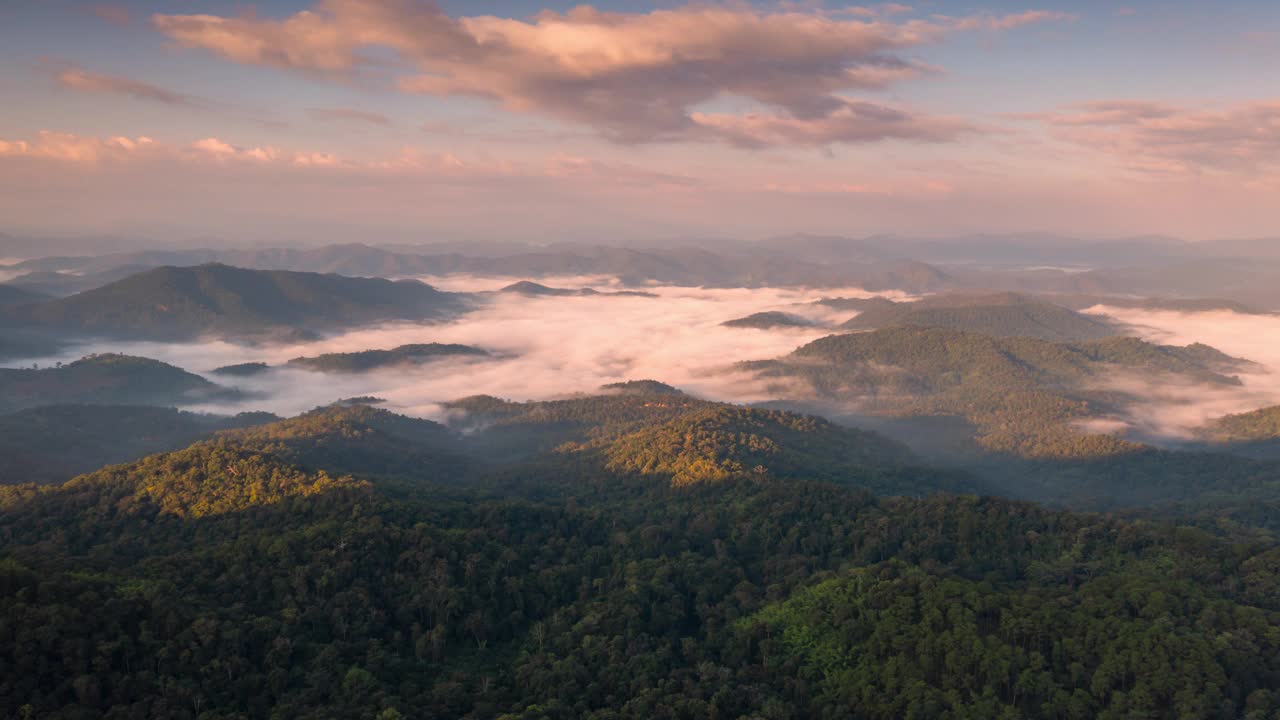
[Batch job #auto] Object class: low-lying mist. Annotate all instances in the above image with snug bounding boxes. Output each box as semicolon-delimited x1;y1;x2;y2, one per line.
20;279;896;419
1084;306;1280;440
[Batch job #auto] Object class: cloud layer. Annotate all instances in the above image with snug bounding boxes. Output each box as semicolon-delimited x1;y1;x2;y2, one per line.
22;280;889;418
150;1;1059;146
1044;100;1280;177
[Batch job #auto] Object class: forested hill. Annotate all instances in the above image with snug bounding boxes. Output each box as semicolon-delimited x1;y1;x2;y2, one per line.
1195;405;1280;460
837;291;1121;341
287;343;490;373
2;405;1279;718
1;263;470;341
0;353;238;414
741;327;1254;458
0;404;276;485
721;311;815;329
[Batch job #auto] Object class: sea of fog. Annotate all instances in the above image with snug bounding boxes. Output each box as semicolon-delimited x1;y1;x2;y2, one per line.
10;279;1280;441
1081;306;1280;440
16;278;911;420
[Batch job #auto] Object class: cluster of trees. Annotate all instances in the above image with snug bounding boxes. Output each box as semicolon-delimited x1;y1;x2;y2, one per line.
2;415;1278;718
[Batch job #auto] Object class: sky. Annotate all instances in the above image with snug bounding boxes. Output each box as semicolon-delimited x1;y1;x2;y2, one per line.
0;0;1277;245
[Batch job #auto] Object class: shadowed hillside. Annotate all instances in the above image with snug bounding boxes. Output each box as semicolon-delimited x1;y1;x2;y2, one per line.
2;263;470;341
0;353;239;414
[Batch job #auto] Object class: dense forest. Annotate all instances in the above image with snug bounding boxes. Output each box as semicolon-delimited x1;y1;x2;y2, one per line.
2;399;1280;719
3;256;1280;718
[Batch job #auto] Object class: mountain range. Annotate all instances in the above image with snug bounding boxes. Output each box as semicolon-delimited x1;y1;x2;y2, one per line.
1;263;470;342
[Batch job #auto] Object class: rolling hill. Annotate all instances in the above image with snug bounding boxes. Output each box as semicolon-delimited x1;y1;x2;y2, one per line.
1195;405;1280;460
0;353;239;414
0;405;276;485
837;292;1121;341
498;281;656;298
741;326;1254;457
1;263;470;341
721;311;815;329
286;343;490;373
1;400;1278;719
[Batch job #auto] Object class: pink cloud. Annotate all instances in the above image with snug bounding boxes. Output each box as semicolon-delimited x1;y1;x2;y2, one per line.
0;131;158;164
308;107;393;126
151;1;1065;146
1041;99;1280;176
56;66;194;106
0;130;698;192
690;99;974;147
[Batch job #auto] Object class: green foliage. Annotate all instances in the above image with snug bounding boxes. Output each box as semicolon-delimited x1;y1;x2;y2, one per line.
1;394;1278;719
1203;405;1280;443
745;560;1279;719
595;405;972;495
216;405;474;485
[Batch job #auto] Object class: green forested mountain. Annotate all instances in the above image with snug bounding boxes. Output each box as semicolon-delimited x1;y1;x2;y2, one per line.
439;393;975;497
742;327;1252;457
1;418;1278;719
594;405;980;495
0;354;238;414
217;405;474;484
1195;406;1280;460
837;292;1121;341
1;264;469;341
1203;406;1280;443
287;343;490;373
0;405;276;485
721;311;815;329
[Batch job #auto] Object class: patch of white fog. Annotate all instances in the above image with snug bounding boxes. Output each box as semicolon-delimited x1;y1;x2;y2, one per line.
1082;306;1280;440
29;279;909;420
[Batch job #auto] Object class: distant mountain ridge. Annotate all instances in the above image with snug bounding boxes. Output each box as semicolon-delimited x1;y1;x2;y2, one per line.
837;292;1122;341
1;263;470;341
